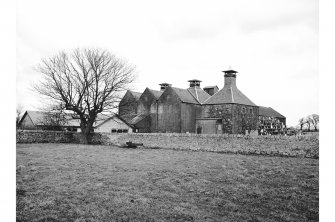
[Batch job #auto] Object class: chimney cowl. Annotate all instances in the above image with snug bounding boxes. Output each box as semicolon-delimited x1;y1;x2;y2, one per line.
159;83;171;91
188;79;201;88
223;69;238;78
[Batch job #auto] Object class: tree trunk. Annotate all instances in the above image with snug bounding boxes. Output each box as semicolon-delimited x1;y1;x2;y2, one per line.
79;127;92;144
79;118;95;144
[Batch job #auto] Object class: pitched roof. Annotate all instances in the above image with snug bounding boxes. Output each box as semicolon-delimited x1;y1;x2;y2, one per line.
20;110;116;127
64;117;81;127
95;113;134;129
171;87;199;104
119;113;149;126
259;106;285;118
93;113;113;127
24;111;46;125
129;91;142;100
148;89;163;100
203;85;219;89
187;87;211;104
203;85;256;106
120;113;137;123
129;114;149;125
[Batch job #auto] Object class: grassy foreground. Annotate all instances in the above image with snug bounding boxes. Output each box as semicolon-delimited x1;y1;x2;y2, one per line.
17;143;318;222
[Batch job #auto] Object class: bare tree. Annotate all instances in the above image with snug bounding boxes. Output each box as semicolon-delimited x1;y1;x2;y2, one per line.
305;116;312;132
41;104;69;131
298;117;306;131
33;48;136;143
16;104;24;128
310;114;319;131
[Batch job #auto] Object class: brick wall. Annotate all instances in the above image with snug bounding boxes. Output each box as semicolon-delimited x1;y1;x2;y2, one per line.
16;131;319;159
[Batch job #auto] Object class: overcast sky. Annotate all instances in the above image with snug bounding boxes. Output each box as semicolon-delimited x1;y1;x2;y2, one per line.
16;0;318;127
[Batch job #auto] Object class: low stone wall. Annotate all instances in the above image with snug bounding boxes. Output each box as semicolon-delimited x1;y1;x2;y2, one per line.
16;130;104;144
103;133;319;159
16;131;319;159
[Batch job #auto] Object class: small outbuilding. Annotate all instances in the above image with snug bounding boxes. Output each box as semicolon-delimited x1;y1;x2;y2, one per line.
93;114;135;133
258;106;286;134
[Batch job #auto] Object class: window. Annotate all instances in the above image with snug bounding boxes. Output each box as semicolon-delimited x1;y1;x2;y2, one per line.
111;129;117;133
122;129;128;133
197;126;202;134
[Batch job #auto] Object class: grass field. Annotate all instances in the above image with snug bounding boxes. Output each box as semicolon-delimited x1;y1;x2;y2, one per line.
16;143;319;222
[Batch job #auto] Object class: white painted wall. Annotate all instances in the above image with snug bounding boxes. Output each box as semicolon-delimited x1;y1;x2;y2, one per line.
94;117;133;133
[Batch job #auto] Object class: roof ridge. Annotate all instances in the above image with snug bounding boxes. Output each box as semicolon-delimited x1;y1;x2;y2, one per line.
186;88;201;104
147;88;163;99
195;87;199;101
203;84;256;106
171;87;199;104
203;87;220;104
230;87;234;103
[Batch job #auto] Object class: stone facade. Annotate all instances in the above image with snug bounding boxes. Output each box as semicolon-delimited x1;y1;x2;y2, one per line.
119;69;285;135
156;87;182;133
118;90;141;116
137;88;157;114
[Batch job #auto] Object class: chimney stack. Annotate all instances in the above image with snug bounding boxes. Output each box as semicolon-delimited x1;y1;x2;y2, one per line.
223;69;238;88
188;79;201;88
159;83;171;91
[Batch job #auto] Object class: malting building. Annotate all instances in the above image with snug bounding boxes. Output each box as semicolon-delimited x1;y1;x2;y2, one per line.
119;69;286;134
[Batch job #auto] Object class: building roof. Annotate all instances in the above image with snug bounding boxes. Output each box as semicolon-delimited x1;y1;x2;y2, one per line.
20;111;46;126
203;85;219;89
19;110;118;127
130;114;149;125
187;86;211;104
171;87;200;104
129;91;142;100
259;106;285;118
92;113;113;127
95;113;134;129
120;113;149;126
203;85;256;106
148;89;163;100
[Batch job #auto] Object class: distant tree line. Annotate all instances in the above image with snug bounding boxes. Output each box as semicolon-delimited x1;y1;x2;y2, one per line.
298;114;319;132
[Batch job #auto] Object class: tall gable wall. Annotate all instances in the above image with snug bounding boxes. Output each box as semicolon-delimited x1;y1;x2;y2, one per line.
119;91;140;116
137;89;156;114
157;87;182;133
19;114;35;129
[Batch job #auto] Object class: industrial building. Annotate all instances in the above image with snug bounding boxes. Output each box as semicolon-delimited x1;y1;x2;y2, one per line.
119;69;286;134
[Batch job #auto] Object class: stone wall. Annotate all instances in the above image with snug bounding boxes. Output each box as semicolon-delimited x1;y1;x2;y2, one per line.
16;131;319;159
16;130;105;144
103;133;319;159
